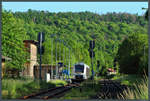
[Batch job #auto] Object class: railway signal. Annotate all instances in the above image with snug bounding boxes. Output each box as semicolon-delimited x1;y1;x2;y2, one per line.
58;62;63;67
89;49;95;58
113;58;117;68
97;60;100;68
38;46;45;54
38;32;45;43
37;32;45;81
89;40;95;80
90;40;95;49
37;32;45;54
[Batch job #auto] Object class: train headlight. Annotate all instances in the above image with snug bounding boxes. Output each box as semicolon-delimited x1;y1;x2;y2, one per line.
83;75;86;79
72;75;75;78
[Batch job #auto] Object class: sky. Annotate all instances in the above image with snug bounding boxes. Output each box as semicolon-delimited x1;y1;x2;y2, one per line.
2;2;148;15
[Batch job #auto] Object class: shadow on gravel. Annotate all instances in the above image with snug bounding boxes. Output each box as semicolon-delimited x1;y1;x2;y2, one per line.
96;79;129;99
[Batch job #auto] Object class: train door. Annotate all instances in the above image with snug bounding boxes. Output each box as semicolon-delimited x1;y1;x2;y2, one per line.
86;67;90;78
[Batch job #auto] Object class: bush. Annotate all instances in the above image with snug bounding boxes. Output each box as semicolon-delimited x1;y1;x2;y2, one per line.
48;80;67;87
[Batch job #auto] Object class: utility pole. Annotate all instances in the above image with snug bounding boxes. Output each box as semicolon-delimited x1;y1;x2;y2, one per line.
91;52;94;79
39;33;42;81
59;41;61;79
63;45;65;80
144;45;146;68
70;48;72;77
51;39;53;79
55;40;58;79
78;40;79;61
65;47;67;80
59;41;61;61
68;48;70;79
57;42;59;79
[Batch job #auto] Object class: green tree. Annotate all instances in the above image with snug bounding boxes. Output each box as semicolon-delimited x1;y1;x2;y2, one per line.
2;11;28;71
5;9;147;76
117;33;148;74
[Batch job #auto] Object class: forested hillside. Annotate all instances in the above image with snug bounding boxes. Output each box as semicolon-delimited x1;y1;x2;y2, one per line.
2;9;148;75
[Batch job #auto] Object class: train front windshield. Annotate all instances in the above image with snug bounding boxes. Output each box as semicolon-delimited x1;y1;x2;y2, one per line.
75;65;84;73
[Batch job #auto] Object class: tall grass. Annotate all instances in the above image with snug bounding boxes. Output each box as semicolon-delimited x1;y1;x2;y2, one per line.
2;79;34;99
2;78;67;99
119;75;148;99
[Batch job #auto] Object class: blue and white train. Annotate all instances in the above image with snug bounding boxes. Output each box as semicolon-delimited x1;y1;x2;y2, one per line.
72;63;90;82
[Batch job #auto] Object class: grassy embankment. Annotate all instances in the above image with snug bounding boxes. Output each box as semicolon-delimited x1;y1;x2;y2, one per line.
111;74;143;86
61;74;148;100
111;74;148;99
2;78;67;99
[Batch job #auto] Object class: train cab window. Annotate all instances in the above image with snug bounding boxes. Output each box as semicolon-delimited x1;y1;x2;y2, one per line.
75;65;84;73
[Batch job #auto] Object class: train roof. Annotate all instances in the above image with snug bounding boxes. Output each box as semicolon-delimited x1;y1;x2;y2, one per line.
74;62;90;68
74;62;85;65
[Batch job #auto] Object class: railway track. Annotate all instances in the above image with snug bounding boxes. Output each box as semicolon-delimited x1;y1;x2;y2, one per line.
97;79;128;99
21;79;127;100
21;83;80;100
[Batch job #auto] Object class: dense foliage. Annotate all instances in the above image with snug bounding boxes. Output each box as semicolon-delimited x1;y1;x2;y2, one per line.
2;9;148;75
117;33;148;74
2;10;29;70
